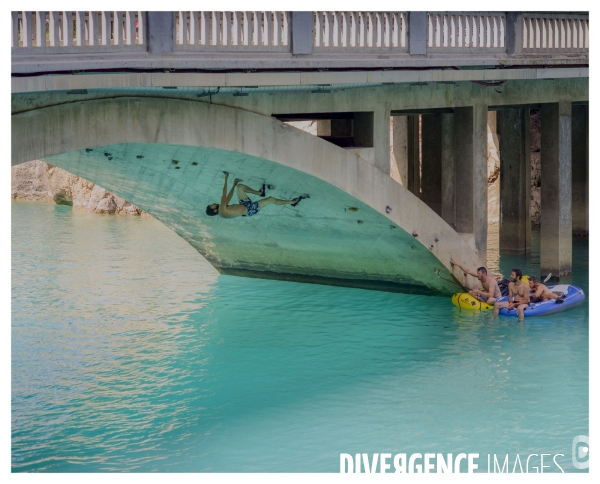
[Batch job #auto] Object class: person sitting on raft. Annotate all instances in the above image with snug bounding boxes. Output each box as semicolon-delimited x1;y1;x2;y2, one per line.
450;259;501;305
528;276;562;303
493;269;530;320
206;171;308;219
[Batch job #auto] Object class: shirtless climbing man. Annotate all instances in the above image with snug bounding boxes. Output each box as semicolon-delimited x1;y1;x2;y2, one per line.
450;259;501;305
493;268;530;320
206;171;308;219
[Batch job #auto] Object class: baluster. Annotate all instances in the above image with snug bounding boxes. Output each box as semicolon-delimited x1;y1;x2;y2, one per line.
352;12;358;47
391;12;397;48
282;11;289;46
256;11;263;46
241;11;247;46
125;11;134;45
249;11;256;46
323;12;331;47
136;11;144;45
99;11;109;46
89;11;99;46
22;11;32;47
188;11;196;45
274;11;281;46
182;11;189;45
359;12;366;47
375;12;382;48
34;11;41;47
48;12;60;47
230;11;239;46
11;11;18;48
339;11;346;48
73;11;83;46
111;11;120;45
220;11;228;46
427;13;433;47
401;13;407;48
267;11;272;47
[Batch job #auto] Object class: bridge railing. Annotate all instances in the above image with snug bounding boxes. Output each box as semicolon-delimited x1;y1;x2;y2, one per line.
518;13;589;53
11;11;146;53
11;11;588;57
427;12;506;51
313;12;408;50
174;11;290;51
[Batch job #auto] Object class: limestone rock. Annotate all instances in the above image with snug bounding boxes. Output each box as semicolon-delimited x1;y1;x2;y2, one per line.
11;160;150;217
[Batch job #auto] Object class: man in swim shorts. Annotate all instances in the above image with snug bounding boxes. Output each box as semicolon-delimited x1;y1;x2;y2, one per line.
528;276;561;303
450;259;501;305
206;171;308;219
493;268;530;320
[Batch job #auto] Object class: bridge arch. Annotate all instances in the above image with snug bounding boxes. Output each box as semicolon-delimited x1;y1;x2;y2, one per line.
12;97;480;295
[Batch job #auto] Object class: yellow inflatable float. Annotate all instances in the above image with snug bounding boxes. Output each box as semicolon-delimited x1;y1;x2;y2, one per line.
451;276;529;310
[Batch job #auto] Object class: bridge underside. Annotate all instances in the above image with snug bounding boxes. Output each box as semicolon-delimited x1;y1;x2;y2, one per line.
43;144;459;295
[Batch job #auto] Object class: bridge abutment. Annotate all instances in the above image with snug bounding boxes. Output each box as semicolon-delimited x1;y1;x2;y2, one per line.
541;101;572;279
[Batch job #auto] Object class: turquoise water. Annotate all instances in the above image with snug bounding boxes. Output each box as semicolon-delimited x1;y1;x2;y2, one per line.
12;201;588;472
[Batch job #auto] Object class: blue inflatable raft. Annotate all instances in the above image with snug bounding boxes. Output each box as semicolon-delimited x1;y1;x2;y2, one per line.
498;284;585;317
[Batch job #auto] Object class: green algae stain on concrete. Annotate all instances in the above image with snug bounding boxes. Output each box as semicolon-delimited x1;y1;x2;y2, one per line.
44;143;461;296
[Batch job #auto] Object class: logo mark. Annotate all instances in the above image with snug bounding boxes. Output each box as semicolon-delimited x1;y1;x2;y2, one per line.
572;435;589;469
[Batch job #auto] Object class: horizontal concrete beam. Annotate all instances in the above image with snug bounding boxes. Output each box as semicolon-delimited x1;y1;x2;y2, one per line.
11;67;589;94
11;50;588;74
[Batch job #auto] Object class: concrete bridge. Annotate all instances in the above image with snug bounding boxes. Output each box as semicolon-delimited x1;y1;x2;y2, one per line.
11;11;589;294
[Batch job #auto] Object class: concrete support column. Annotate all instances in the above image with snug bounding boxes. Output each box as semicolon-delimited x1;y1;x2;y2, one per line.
373;106;391;175
406;115;421;197
421;114;442;216
498;108;531;252
391;116;409;186
572;104;588;236
541;101;572;278
353;112;374;148
441;113;455;227
454;105;488;261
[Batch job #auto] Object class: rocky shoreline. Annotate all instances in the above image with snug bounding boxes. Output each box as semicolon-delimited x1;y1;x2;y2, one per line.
11;160;151;217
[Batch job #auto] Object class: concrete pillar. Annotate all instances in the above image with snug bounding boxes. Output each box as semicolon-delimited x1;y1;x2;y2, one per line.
541;101;572;278
391;116;409;186
421;114;442;216
454;105;488;261
407;115;421;197
572;104;588;236
147;12;174;54
353;112;374;148
373;106;391;174
498;108;531;253
291;12;313;55
409;12;427;55
441;113;455;226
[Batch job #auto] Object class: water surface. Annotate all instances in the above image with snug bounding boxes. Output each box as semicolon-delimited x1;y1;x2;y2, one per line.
12;201;588;472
